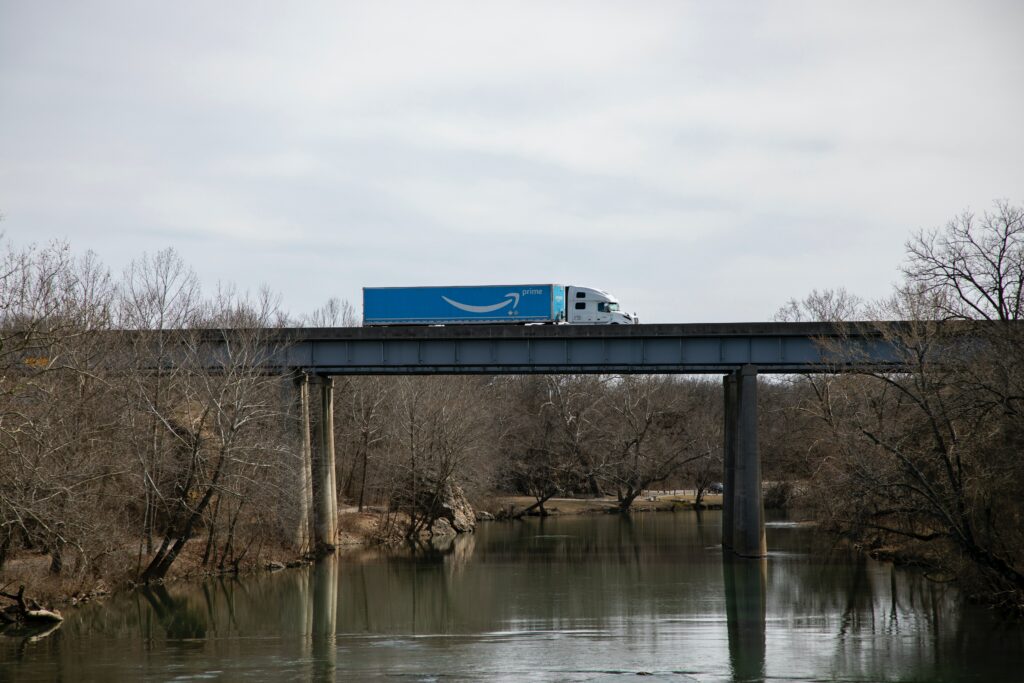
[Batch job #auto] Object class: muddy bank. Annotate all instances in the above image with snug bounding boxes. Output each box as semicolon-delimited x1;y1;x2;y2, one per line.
479;493;725;517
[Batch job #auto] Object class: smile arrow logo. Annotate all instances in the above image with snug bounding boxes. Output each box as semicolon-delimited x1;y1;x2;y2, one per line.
442;292;520;313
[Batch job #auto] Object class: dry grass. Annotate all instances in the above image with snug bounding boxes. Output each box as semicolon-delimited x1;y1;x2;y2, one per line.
337;511;384;546
1;533;297;608
2;552;122;608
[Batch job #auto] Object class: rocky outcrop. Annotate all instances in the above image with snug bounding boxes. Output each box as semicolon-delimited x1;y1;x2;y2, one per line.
433;482;476;534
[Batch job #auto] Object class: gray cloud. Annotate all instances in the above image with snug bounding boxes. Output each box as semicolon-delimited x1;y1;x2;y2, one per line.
1;1;1022;322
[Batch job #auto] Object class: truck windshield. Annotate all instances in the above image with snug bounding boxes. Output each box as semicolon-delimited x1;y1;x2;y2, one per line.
607;302;620;311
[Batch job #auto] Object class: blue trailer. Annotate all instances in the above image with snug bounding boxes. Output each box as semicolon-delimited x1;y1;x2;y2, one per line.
363;284;567;325
363;284;636;325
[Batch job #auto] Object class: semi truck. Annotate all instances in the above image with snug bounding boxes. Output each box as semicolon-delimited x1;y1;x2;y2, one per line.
363;284;636;325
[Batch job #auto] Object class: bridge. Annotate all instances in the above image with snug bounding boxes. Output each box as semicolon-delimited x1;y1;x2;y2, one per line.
209;322;909;559
273;321;906;375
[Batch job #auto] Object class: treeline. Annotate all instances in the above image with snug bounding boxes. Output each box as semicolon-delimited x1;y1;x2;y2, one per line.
0;246;294;588
776;200;1024;611
1;199;1023;613
338;373;726;524
0;243;731;593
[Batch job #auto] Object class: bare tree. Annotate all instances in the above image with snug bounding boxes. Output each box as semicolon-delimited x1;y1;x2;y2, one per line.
775;288;866;324
542;375;610;497
300;297;358;327
785;201;1024;610
335;376;390;511
810;313;1024;598
674;379;724;508
118;248;201;557
904;200;1024;322
494;376;575;517
0;241;125;580
602;376;722;512
139;289;285;581
382;377;494;540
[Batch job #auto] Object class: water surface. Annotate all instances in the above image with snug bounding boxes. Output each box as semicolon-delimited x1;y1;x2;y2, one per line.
3;511;1023;681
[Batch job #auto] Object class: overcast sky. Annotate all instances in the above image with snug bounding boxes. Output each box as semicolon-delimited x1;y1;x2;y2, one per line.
2;1;1022;323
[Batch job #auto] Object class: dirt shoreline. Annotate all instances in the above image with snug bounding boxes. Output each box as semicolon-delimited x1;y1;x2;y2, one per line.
480;493;725;516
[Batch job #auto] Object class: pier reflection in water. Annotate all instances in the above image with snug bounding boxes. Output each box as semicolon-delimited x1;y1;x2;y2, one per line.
3;512;1024;681
724;556;766;681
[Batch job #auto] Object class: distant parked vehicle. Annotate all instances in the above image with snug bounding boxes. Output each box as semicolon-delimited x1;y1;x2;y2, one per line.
708;482;724;494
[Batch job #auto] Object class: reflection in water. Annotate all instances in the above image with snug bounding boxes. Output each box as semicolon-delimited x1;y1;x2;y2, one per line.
724;556;766;682
140;584;206;640
3;512;1024;681
312;555;338;680
0;620;62;669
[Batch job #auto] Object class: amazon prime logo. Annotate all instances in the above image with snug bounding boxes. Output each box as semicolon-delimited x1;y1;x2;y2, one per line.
442;292;520;315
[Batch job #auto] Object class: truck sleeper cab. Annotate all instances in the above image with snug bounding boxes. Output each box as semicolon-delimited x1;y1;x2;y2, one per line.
567;286;634;324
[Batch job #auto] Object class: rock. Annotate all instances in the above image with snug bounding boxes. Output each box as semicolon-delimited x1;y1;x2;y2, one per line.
436;482;476;533
266;561;286;571
431;518;456;537
475;510;495;522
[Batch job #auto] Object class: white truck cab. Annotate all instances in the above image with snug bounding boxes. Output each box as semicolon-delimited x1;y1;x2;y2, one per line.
567;286;636;324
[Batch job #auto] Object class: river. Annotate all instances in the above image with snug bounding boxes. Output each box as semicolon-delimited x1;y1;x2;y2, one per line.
3;511;1023;681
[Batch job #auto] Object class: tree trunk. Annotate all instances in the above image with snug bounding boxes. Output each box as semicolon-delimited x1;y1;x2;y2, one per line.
48;540;63;575
357;444;370;512
618;489;642;514
513;491;557;519
202;493;221;567
142;450;227;582
0;525;12;572
0;587;62;624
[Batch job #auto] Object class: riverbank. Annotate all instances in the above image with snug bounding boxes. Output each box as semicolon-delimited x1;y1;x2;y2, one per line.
480;492;725;517
0;494;720;611
1;511;387;612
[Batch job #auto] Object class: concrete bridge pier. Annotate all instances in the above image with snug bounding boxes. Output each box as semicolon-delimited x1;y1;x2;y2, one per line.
723;365;766;558
722;372;737;549
313;375;339;553
284;371;314;554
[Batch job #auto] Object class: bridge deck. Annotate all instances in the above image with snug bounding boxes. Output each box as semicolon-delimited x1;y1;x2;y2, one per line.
265;322;905;375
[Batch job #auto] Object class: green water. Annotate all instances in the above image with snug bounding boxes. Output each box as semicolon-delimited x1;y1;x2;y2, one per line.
2;512;1023;681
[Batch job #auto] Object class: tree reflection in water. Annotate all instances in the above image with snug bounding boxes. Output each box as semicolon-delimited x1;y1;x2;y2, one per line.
4;514;1024;681
140;584;206;641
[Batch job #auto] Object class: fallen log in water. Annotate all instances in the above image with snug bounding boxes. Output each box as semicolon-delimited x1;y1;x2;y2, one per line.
0;586;63;625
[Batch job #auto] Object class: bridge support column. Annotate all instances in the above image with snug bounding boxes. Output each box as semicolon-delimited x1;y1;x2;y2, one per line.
284;372;313;553
722;372;737;549
313;376;338;553
731;364;766;557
